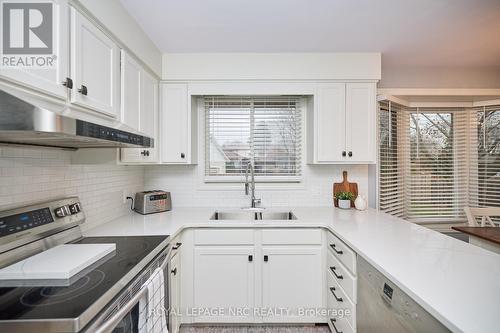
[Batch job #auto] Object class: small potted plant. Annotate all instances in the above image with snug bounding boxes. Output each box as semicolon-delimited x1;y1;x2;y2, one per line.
335;191;355;209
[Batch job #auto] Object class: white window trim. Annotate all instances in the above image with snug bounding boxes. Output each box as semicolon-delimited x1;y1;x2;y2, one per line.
195;97;308;191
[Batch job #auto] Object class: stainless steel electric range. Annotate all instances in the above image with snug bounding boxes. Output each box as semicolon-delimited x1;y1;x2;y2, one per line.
0;197;171;333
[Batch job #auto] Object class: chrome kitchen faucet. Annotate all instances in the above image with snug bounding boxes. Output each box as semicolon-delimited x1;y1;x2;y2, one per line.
244;162;261;208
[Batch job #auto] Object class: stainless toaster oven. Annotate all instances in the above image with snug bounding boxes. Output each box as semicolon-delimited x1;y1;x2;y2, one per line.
133;191;171;214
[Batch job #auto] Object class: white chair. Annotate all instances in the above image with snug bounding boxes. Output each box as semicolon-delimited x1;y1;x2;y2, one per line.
463;207;500;227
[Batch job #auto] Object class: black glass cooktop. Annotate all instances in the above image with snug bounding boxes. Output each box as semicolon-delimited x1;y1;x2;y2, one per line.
0;235;167;321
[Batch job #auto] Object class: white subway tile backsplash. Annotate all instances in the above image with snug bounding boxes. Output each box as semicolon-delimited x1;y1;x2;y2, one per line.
144;164;369;208
0;147;144;231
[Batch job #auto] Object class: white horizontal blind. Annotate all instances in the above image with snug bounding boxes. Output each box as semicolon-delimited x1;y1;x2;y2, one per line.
205;96;302;180
377;101;497;224
471;106;500;219
379;101;406;218
405;108;470;223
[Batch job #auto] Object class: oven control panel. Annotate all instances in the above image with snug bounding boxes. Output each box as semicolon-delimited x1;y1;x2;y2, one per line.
0;208;54;237
0;197;84;241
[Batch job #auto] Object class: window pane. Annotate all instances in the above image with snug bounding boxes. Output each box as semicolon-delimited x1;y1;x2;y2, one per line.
408;113;455;220
478;109;500;209
206;97;251;176
205;96;301;179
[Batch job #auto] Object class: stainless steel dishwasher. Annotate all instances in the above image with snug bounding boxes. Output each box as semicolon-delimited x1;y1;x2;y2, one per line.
357;256;451;333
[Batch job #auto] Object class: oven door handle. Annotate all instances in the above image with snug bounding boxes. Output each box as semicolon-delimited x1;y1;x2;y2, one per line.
93;247;173;333
93;287;148;333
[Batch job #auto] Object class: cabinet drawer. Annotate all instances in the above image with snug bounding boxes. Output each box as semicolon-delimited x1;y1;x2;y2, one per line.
328;317;354;333
194;229;254;245
327;268;356;329
327;231;356;275
262;229;322;245
327;250;357;303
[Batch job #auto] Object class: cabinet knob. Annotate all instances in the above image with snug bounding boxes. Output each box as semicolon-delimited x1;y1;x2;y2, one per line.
180;153;185;159
264;255;268;262
171;267;177;275
342;151;346;157
62;77;73;89
172;242;182;250
248;255;253;262
140;150;150;157
348;151;353;157
78;85;88;96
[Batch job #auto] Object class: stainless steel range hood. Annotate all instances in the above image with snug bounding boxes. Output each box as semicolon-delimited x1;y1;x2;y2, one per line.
0;90;153;149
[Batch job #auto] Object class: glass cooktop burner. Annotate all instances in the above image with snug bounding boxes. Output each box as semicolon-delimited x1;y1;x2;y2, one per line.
0;235;167;321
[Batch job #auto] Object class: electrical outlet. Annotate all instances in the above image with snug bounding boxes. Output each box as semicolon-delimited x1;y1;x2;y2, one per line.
122;190;132;204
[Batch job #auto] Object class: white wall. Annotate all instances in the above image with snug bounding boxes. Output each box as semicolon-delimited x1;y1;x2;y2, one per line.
162;53;381;81
145;164;368;208
380;66;500;88
0;146;144;231
77;0;162;76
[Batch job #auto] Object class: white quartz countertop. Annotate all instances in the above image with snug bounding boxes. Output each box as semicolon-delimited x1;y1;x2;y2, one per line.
85;207;500;333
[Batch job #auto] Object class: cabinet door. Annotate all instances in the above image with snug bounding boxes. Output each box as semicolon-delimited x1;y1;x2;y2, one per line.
0;0;69;99
120;51;141;131
161;83;189;163
140;71;158;138
345;82;376;163
315;83;346;163
169;252;181;333
70;8;120;117
120;67;158;164
261;246;323;322
193;246;255;323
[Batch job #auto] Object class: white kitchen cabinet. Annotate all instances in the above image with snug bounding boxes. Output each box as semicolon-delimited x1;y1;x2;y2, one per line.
193;246;256;323
169;252;181;333
160;83;196;164
345;83;376;163
70;7;120;117
187;229;325;324
310;82;376;164
120;51;141;131
314;83;346;163
0;0;69;99
120;57;159;164
261;246;323;322
326;230;357;332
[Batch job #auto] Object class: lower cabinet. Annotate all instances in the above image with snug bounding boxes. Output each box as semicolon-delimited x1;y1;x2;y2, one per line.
190;229;324;324
169;252;181;333
261;246;323;322
326;231;357;333
193;246;256;323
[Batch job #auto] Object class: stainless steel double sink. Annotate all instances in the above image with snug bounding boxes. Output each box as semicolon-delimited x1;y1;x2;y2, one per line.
210;210;297;221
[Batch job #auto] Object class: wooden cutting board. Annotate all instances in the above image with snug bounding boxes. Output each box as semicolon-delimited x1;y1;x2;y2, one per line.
333;171;358;208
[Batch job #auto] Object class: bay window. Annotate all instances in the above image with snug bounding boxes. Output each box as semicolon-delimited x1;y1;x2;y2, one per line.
379;101;500;224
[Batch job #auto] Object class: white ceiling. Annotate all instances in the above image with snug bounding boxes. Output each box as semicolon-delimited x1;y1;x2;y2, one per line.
120;0;500;68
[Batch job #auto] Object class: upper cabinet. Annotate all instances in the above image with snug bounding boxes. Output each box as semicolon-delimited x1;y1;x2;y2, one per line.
314;83;346;163
0;0;69;99
70;8;120;118
345;83;376;163
120;59;159;164
120;51;141;131
310;82;376;164
160;83;197;164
